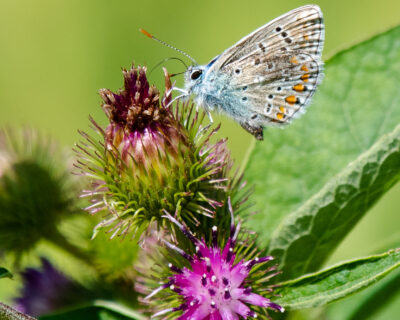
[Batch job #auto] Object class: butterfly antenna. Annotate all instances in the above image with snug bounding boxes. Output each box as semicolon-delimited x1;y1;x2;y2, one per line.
149;57;188;77
140;28;198;65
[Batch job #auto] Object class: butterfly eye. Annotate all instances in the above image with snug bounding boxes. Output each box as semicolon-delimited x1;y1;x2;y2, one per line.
191;70;202;80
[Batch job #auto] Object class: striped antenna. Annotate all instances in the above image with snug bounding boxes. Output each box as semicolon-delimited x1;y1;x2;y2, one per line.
139;28;197;65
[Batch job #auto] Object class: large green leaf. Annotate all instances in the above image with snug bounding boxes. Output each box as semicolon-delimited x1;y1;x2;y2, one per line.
244;25;400;245
269;124;400;280
0;302;36;320
0;267;12;280
274;248;400;310
39;301;146;320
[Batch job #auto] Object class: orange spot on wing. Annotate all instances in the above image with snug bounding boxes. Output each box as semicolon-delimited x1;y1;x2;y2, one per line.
290;56;299;64
285;95;297;105
293;84;304;92
301;65;309;72
276;113;284;120
301;74;310;82
304;34;310;41
279;106;285;113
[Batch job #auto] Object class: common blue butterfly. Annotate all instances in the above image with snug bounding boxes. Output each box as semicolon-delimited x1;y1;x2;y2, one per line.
143;5;324;140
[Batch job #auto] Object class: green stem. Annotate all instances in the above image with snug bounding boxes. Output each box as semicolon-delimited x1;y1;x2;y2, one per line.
48;229;92;263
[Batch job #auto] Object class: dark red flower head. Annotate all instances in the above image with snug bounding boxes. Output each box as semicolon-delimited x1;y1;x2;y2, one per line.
100;65;186;168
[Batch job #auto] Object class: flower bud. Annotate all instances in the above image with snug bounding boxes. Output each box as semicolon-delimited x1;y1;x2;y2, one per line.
0;129;78;259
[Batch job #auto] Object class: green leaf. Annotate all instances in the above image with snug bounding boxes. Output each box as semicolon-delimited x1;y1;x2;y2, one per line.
326;264;400;320
38;301;146;320
0;267;13;279
274;248;400;310
244;25;400;244
269;124;400;280
244;25;400;277
0;302;36;320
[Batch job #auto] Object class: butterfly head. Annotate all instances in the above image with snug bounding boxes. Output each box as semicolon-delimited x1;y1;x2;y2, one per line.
184;65;206;93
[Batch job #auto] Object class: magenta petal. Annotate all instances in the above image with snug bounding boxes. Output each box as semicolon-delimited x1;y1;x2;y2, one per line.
239;293;270;308
191;257;206;274
230;300;250;318
221;239;232;259
266;302;285;313
188;304;210;320
229;262;248;287
209;311;222;320
219;307;239;320
177;307;196;320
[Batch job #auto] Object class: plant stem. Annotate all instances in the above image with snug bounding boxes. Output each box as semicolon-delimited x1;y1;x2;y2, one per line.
48;229;91;263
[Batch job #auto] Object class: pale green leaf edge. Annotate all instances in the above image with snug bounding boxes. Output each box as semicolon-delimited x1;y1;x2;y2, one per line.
91;300;147;320
325;233;400;320
274;248;400;310
326;268;400;320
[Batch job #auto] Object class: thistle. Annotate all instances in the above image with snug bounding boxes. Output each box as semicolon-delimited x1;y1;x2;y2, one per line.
75;65;235;240
136;199;284;319
0;129;80;260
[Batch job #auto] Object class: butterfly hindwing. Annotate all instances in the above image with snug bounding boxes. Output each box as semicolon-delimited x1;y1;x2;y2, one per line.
232;52;322;125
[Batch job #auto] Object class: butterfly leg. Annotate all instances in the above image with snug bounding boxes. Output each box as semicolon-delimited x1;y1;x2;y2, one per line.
163;93;188;109
167;87;188;96
163;84;189;107
240;122;264;141
194;107;213;138
205;107;213;123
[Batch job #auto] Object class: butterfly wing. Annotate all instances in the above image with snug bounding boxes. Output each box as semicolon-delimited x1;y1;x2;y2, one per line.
232;52;323;123
206;5;324;138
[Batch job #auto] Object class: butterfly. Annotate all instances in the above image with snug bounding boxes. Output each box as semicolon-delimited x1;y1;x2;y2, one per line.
142;5;324;140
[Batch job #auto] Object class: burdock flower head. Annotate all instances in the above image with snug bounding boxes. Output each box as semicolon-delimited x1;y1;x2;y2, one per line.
75;64;233;239
100;65;187;172
0;129;79;260
136;199;284;319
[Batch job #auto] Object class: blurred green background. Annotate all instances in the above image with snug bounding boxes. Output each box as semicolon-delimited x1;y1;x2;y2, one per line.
0;0;399;311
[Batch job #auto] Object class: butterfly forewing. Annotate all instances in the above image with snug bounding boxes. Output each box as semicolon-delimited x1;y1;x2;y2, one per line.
207;5;324;127
211;5;324;70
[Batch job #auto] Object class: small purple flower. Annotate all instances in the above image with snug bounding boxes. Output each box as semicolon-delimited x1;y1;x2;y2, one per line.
139;200;284;319
14;258;91;317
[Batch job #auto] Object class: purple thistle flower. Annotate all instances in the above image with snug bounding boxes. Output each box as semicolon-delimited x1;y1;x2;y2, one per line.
137;199;284;319
14;258;92;317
